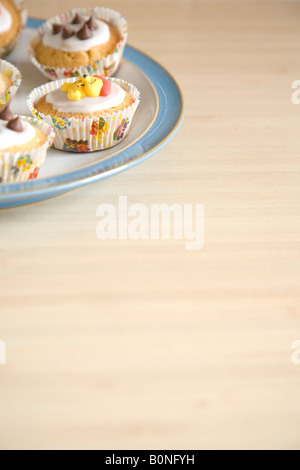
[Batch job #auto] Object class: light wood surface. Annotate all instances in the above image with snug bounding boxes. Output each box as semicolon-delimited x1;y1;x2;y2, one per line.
0;0;300;450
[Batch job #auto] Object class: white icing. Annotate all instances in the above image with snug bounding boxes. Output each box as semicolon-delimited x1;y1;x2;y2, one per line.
0;2;12;34
46;81;126;113
0;119;36;150
42;17;110;52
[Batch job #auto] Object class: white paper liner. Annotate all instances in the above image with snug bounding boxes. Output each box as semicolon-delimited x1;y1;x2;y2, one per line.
0;0;27;58
26;77;141;152
0;58;22;111
0;116;55;183
28;7;128;81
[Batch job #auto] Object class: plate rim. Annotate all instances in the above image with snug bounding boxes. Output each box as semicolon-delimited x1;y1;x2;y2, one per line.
0;18;184;203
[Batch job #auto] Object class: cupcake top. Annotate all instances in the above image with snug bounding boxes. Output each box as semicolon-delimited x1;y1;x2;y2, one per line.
30;8;126;75
43;13;111;52
33;75;135;119
46;75;125;113
0;106;48;152
0;0;22;48
0;116;36;150
0;1;12;34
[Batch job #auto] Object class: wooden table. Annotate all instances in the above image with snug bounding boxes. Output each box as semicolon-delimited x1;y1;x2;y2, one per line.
0;0;300;450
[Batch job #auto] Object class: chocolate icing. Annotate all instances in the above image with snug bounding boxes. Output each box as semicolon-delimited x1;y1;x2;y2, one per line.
77;24;93;40
62;26;74;39
6;117;23;133
0;106;13;121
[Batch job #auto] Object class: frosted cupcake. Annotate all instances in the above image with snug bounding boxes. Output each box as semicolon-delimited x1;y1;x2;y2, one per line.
27;75;140;152
0;0;27;58
28;7;127;80
0;106;55;183
0;58;21;111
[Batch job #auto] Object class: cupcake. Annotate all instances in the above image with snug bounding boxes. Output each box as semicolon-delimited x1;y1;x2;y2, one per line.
26;75;140;152
0;58;21;111
28;7;127;80
0;106;55;183
0;0;27;58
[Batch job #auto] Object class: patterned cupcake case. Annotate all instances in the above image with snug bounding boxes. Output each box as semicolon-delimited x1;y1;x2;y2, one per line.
27;7;128;81
0;58;22;112
26;77;141;153
0;0;27;58
0;116;55;184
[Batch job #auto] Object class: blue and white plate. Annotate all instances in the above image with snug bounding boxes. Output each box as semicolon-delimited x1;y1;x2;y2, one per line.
0;19;184;208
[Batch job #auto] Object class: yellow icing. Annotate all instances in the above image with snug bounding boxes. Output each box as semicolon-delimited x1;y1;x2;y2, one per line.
61;76;103;101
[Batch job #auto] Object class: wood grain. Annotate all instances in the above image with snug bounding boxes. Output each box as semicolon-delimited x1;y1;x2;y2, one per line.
0;0;300;450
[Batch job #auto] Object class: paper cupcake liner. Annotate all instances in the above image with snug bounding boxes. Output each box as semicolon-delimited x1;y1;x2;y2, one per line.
0;116;55;184
0;59;22;111
0;0;27;58
26;77;140;153
28;7;128;81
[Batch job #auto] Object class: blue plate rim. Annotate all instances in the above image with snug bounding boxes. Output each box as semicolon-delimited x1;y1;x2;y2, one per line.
0;18;184;203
